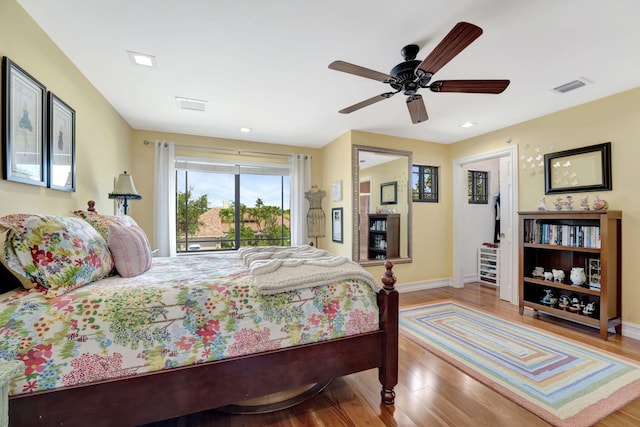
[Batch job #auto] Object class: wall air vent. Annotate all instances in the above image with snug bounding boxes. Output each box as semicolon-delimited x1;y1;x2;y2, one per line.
552;77;592;94
176;97;207;111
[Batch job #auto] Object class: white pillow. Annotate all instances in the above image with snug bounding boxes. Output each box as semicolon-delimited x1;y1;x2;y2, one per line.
107;223;152;278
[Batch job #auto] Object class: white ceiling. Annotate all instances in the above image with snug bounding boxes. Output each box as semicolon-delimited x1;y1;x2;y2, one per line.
17;0;640;149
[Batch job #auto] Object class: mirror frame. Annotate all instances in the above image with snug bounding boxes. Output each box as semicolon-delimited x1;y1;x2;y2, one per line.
352;144;413;266
544;142;612;194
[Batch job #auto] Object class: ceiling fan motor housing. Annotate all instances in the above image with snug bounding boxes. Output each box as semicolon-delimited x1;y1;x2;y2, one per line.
390;59;423;95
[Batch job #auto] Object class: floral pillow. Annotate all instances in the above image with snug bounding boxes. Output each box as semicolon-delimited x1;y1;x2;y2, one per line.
0;229;31;291
72;210;138;242
0;214;114;296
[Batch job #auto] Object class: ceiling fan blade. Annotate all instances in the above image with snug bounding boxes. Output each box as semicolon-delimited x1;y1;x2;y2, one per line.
339;92;396;114
329;60;393;83
416;22;483;77
430;79;510;94
406;94;428;124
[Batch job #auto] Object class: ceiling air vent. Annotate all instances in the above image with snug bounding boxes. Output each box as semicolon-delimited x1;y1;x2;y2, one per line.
176;97;207;111
552;77;592;94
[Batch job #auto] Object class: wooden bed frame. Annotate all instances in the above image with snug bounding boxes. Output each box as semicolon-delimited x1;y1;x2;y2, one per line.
8;261;398;426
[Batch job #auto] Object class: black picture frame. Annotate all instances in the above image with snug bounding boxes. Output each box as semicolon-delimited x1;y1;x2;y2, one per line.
380;181;397;205
2;57;47;186
544;142;612;194
332;207;343;243
48;92;76;191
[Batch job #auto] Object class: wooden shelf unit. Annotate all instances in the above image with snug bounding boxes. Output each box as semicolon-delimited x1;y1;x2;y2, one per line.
478;246;499;286
367;214;400;260
518;210;622;340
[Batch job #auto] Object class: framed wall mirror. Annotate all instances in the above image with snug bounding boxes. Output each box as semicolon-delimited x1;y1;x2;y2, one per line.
544;142;612;194
352;145;412;266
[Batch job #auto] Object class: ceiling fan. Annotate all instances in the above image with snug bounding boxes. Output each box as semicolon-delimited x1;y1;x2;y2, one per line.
328;22;510;124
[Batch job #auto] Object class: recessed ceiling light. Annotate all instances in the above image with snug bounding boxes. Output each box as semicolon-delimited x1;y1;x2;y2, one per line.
127;50;157;68
239;127;252;133
460;121;477;128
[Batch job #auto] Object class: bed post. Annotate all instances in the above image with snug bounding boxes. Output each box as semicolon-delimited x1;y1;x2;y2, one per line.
378;260;398;404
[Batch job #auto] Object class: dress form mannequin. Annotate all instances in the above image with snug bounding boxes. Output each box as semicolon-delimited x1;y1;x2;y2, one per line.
305;185;326;247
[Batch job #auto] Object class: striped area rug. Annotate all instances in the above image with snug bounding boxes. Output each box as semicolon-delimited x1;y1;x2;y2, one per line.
400;301;640;427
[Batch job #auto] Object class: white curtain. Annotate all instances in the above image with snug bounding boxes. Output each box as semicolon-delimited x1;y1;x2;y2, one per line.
289;154;311;246
153;140;176;257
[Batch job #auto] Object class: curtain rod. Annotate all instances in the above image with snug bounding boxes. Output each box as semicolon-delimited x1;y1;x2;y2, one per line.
143;140;295;159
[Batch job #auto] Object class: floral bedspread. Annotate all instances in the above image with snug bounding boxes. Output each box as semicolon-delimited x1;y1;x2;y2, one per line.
0;253;379;396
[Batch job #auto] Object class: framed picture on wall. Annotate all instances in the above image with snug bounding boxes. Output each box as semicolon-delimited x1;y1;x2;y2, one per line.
48;92;76;191
332;207;343;243
2;57;47;186
380;181;397;205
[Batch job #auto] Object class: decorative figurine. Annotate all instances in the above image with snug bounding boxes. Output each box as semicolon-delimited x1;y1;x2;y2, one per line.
532;266;544;278
580;195;590;210
558;295;570;309
570;267;587;285
541;289;553;304
554;197;564;211
564;195;574;211
543;271;553;280
537;197;549;211
584;301;597;316
552;269;565;283
593;195;609;210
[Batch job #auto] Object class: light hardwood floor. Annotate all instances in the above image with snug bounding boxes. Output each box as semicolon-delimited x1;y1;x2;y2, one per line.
144;283;640;426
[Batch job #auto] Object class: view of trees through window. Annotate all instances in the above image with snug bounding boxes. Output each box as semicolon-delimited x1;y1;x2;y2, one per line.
176;169;290;252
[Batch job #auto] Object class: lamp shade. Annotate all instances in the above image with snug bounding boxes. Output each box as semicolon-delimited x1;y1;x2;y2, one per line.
108;171;142;200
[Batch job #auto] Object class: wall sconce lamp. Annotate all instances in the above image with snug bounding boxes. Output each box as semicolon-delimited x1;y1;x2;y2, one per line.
108;171;142;215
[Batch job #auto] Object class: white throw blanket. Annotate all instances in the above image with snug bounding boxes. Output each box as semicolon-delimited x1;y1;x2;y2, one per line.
244;246;381;295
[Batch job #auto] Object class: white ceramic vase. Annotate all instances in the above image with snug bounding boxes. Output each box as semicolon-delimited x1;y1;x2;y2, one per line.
570;267;586;285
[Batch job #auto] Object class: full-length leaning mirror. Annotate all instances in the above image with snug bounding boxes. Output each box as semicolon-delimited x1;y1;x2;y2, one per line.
352;145;412;266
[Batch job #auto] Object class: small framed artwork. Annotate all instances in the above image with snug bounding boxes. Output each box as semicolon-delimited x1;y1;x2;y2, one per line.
2;57;47;186
48;92;75;191
331;179;342;201
332;207;343;243
380;181;397;205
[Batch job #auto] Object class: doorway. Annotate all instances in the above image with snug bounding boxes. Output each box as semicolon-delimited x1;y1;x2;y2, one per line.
452;145;519;304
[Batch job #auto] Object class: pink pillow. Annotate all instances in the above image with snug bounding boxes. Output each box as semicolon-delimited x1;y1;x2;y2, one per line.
107;223;152;278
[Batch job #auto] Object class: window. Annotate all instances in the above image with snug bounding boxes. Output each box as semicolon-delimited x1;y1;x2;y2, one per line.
468;170;488;204
412;164;439;202
175;157;290;253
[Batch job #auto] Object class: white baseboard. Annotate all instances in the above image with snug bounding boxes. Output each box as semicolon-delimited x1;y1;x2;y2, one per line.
463;273;477;284
621;321;640;340
396;277;451;293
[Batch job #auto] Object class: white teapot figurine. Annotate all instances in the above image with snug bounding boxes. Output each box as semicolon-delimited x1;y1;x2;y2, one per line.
570;267;586;285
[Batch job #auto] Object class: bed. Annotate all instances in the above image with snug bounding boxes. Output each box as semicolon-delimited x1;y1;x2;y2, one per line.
0;212;398;426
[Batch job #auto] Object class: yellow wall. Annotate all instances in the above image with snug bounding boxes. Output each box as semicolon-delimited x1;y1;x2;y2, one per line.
131;130;322;245
349;131;452;284
0;0;132;216
450;87;640;324
318;131;351;256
